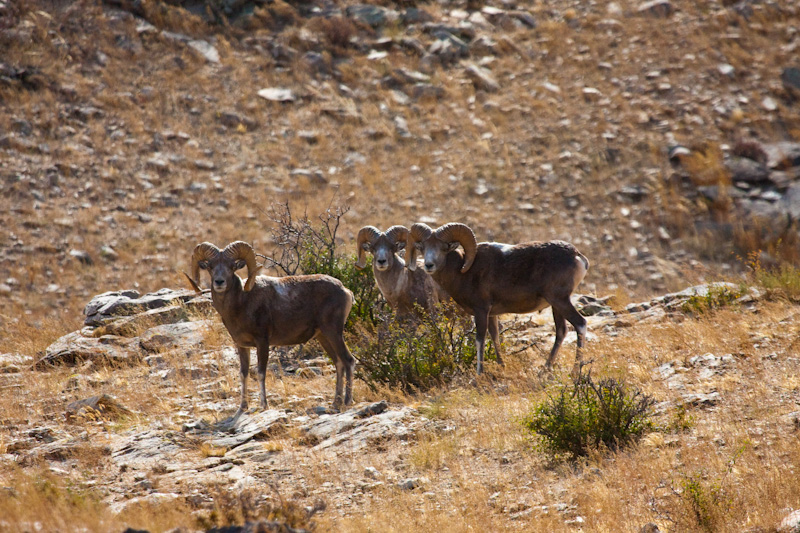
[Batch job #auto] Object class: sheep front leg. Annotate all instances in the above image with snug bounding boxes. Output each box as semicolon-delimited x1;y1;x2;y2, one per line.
255;341;270;410
236;346;250;415
474;310;490;375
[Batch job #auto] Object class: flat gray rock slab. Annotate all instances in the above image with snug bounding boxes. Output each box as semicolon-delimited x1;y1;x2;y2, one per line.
300;401;389;443
185;409;289;449
84;288;200;326
299;401;420;452
139;320;213;352
111;430;187;469
38;331;141;367
313;407;420;452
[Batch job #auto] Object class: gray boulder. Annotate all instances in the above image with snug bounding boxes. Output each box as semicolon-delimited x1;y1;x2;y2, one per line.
84;288;201;327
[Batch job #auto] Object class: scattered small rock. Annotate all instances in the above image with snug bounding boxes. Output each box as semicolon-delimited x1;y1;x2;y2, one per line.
779;509;800;533
258;88;296;102
69;249;93;265
397;477;424;490
637;0;674;17
464;63;500;92
66;394;131;421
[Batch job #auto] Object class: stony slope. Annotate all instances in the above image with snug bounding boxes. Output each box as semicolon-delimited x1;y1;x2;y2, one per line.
1;0;799;344
2;0;800;531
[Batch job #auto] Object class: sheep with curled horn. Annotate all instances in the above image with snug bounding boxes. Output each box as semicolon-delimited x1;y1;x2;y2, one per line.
186;241;356;415
355;225;450;318
406;223;589;375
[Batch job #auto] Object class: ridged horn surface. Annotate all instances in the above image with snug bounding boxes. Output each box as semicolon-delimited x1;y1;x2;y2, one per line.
406;223;433;271
385;225;409;247
355;226;381;270
191;242;221;288
435;223;477;273
223;241;260;292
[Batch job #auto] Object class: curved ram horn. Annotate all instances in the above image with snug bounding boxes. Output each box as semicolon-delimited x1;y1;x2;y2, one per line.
384;225;409;249
406;223;433;271
190;242;221;290
435;223;477;273
355;226;381;270
223;241;261;292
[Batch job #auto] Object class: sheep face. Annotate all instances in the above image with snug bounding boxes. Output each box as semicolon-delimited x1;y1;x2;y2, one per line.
200;256;247;294
416;237;459;274
371;235;405;272
190;241;260;294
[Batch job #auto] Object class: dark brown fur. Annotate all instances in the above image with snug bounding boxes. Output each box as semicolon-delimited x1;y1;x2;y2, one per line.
409;226;589;374
198;251;355;412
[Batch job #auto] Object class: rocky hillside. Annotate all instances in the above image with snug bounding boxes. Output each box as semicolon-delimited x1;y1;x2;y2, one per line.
1;0;799;342
1;0;800;530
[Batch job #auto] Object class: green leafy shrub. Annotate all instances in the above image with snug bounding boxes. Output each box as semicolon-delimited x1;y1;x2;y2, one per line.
680;283;746;315
522;366;655;460
747;251;800;302
354;304;482;393
679;473;727;532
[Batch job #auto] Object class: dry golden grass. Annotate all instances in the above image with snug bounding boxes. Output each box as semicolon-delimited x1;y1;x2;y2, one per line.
2;294;800;531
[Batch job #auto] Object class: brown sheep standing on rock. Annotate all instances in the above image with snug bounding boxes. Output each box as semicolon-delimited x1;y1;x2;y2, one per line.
186;241;355;414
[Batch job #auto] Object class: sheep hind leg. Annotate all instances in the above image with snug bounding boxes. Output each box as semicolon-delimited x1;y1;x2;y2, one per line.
489;316;503;367
319;335;355;409
235;346;250;416
549;301;588;379
562;305;588;380
543;308;567;374
474;311;490;375
255;342;270;410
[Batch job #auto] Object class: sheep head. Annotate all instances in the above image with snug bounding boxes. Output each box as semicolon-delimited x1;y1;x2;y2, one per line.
407;222;477;274
190;241;262;294
356;225;409;272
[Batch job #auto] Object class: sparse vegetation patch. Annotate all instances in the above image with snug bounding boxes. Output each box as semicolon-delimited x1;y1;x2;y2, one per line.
680;284;747;315
747;252;800;302
522;366;656;460
265;202;385;329
354;305;480;393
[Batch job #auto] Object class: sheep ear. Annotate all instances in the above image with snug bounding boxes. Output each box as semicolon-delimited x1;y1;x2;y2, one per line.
234;259;247;271
198;260;210;270
414;242;423;250
361;242;371;251
395;241;406;252
448;242;461;252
